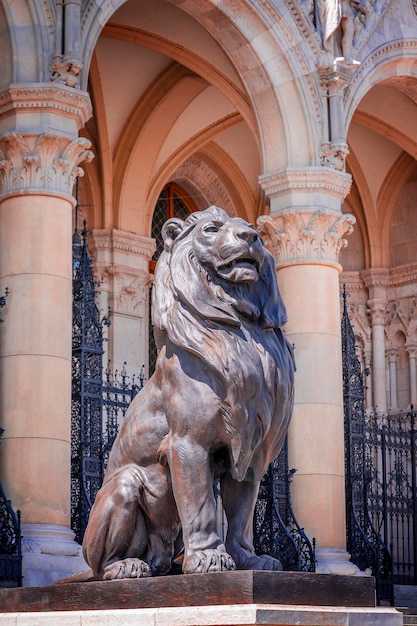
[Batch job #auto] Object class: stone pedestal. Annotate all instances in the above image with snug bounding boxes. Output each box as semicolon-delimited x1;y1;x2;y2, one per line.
0;571;402;625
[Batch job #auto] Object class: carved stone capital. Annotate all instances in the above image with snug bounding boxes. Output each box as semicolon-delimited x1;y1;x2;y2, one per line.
0;131;93;199
259;167;352;202
257;209;355;268
406;344;417;360
387;349;398;363
367;299;386;326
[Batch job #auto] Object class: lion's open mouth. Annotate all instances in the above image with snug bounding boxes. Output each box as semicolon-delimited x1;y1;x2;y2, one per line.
218;257;260;274
216;257;261;283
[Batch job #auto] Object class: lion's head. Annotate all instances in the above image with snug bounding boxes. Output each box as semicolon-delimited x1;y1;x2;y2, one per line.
153;206;287;343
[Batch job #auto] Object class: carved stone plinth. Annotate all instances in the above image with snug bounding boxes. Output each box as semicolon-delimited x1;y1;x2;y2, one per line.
0;571;376;613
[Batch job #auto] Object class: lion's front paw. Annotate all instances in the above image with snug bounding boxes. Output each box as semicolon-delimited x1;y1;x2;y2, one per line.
183;548;237;574
241;554;283;571
103;558;152;580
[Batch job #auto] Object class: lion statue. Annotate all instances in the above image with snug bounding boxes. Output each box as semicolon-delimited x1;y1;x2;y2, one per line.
81;206;295;580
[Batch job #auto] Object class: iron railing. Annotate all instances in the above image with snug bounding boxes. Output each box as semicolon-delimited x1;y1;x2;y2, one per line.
342;286;393;604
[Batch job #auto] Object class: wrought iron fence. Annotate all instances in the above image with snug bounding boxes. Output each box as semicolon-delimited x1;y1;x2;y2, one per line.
0;429;22;588
254;439;316;572
102;362;143;468
342;287;393;604
365;408;417;587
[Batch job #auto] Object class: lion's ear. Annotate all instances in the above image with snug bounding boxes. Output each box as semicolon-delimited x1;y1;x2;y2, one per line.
256;250;288;328
162;218;186;251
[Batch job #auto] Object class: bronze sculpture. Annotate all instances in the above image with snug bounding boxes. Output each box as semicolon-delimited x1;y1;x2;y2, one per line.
82;206;295;580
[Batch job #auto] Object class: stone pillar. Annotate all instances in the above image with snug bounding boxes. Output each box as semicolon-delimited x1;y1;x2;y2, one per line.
364;349;373;412
362;269;388;413
90;229;155;379
0;85;93;585
387;350;398;412
406;344;417;408
258;167;365;575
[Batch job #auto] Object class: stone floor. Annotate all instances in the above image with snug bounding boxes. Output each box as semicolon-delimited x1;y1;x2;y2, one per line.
0;604;404;626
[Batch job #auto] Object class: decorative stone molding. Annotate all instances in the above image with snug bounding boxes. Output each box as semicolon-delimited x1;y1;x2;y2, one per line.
0;131;93;198
340;271;365;293
390;262;417;287
257;209;355;268
0;84;92;129
361;268;389;290
92;229;156;259
173;157;237;217
258;167;352;200
346;40;417;123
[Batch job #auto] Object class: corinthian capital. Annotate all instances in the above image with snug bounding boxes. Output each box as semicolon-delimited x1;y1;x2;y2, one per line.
0;131;93;198
367;299;387;326
257;209;355;268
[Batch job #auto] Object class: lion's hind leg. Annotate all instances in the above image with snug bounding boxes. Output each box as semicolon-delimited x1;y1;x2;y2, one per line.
83;464;150;579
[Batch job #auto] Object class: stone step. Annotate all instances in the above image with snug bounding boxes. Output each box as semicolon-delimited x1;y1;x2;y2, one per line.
398;608;417;625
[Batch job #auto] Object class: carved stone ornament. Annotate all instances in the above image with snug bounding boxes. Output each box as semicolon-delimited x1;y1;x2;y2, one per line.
258;167;352;200
109;271;150;318
296;0;390;66
92;229;156;260
367;299;386;326
257;209;355;268
0;131;93;198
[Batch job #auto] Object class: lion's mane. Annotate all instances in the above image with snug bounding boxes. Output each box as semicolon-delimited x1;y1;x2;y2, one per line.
152;206;294;481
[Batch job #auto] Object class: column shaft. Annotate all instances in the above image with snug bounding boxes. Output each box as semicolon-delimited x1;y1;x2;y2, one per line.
278;263;346;549
0;84;92;585
0;195;72;523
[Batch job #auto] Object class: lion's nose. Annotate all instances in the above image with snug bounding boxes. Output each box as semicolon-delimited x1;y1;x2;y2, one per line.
236;227;258;244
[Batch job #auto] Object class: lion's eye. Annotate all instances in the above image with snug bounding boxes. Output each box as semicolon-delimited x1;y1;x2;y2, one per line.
204;224;220;233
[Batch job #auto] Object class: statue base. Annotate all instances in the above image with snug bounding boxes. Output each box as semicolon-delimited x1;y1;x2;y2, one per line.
0;570;376;612
0;572;403;625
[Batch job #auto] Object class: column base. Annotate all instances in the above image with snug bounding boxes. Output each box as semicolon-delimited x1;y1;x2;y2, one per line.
315;547;372;576
21;524;87;587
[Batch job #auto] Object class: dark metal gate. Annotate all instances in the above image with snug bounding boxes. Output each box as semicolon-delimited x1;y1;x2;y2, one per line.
365;408;417;587
254;439;315;572
342;287;396;604
71;222;143;542
0;430;22;588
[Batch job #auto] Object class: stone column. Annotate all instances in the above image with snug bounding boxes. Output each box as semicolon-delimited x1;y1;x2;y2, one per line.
258;167;367;575
364;349;373;412
406;344;417;408
90;229;155;379
387;350;398;412
362;270;389;414
0;84;93;585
